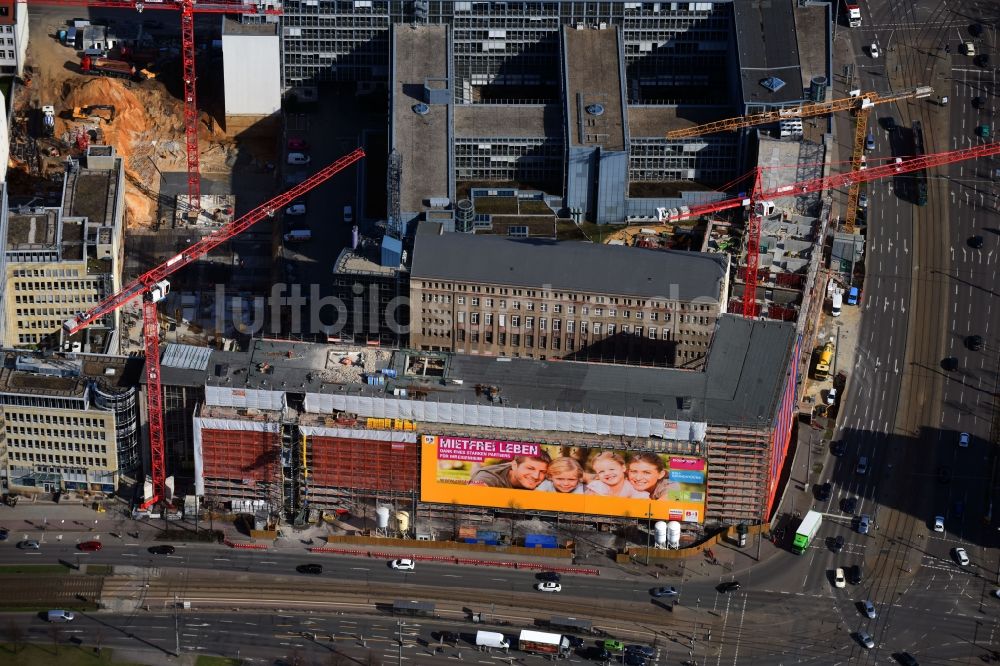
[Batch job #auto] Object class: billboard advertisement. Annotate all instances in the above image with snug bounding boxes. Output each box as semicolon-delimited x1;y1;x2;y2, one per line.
420;435;706;523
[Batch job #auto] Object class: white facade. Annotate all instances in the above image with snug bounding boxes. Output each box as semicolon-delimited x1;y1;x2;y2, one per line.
0;3;27;77
0;90;8;182
222;31;281;116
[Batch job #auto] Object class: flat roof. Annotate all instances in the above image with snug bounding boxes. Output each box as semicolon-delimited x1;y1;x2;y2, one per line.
392;24;450;213
733;0;805;106
563;26;625;152
158;315;796;427
792;2;828;91
627;106;736;137
453;105;561;139
411;222;727;302
5;209;59;250
64;170;117;229
333;246;401;278
0;351;140;398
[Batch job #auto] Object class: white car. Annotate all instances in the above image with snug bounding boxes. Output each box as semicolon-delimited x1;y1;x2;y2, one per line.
834;568;847;588
870;43;880;58
954;547;970;566
959;432;970;448
933;515;945;533
536;582;562;593
390;558;415;571
287;152;311;165
893;157;903;172
285;204;306;216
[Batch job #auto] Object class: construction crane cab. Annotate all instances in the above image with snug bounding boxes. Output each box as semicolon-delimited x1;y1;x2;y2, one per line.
149;280;170;303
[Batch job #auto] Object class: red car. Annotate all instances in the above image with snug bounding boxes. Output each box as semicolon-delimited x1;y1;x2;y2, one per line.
287;138;309;151
77;540;102;552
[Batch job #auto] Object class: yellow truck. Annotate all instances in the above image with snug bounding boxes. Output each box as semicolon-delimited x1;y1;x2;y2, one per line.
814;338;835;380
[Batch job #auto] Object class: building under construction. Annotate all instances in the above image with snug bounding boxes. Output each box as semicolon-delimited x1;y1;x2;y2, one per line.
157;314;799;531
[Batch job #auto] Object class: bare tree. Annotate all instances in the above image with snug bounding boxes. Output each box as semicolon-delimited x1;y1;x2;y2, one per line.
5;619;25;654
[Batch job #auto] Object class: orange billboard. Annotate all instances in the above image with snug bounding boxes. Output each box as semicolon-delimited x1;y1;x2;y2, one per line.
420;435;706;523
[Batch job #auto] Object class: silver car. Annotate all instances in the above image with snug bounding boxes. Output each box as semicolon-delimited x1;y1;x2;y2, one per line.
18;539;40;550
857;630;875;649
862;600;877;619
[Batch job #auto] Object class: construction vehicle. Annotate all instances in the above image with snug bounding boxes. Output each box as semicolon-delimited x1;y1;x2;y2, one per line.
814;338;835;381
69;105;116;124
62;148;365;511
41;105;55;137
80;55;136;80
841;0;862;27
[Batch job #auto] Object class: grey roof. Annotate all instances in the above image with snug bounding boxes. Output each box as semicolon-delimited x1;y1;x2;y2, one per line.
563;26;626;152
453;105;562;139
733;0;805;106
411;223;728;302
161;344;212;371
155;316;796;428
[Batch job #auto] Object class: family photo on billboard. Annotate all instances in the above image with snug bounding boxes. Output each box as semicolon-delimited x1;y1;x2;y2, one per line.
427;436;705;507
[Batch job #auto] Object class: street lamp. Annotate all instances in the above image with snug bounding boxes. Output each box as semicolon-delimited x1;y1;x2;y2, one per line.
645;503;653;566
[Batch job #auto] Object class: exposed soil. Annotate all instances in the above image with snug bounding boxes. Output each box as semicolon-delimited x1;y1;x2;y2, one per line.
13;15;244;228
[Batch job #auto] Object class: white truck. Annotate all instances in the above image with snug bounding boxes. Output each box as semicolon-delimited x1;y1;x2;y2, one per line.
41;105;55;137
842;0;861;27
518;630;570;655
283;229;311;243
475;631;509;649
831;290;843;317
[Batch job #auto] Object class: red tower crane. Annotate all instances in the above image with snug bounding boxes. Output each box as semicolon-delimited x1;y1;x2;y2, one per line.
32;0;282;212
65;148;366;509
654;141;1000;316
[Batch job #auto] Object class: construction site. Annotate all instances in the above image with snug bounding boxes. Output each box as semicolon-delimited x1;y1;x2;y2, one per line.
6;9;277;354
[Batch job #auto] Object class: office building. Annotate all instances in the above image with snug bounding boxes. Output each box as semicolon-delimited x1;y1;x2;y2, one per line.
409;222;729;366
1;147;126;353
0;351;141;493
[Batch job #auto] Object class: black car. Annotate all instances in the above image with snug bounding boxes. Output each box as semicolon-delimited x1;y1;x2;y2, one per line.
848;564;863;585
624;653;647;666
895;652;919;666
975;54;991;68
970;22;984;36
832;535;845;553
434;631;459;644
296;563;323;575
148;545;176;555
717;581;741;594
0;527;8;541
817;482;833;501
883;116;897;132
536;571;561;582
972;96;985;109
969;235;985;249
626;645;656;658
582;646;611;661
564;636;585;648
966;335;984;351
841;496;857;514
830;440;847;457
650;586;678;597
942;357;960;371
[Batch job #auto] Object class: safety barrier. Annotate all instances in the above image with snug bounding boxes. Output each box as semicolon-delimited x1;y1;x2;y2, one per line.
224;539;268;550
306;547;599;575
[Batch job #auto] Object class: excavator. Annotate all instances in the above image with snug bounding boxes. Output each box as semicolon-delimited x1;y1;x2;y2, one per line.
67;105;116;124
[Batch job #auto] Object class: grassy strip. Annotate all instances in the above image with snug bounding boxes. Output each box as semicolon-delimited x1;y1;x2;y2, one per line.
0;565;71;575
0;643;145;665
